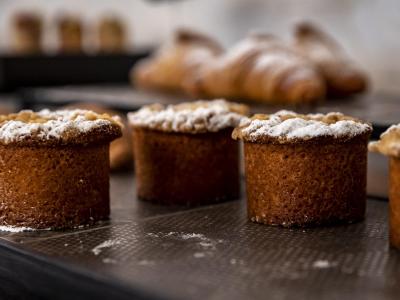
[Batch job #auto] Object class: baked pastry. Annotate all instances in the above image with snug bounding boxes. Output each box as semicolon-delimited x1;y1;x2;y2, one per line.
128;99;248;206
132;28;223;92
233;110;372;227
293;22;368;96
11;12;42;54
0;109;122;230
369;125;400;248
185;33;326;104
98;16;126;53
57;15;83;53
64;103;132;171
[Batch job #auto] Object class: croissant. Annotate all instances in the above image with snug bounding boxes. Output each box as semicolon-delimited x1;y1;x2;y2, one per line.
293;22;368;96
185;33;326;104
131;29;223;92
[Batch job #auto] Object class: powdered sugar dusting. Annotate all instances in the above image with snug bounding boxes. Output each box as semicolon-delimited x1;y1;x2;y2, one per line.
233;110;371;142
128;99;247;134
312;260;337;269
0;109;121;144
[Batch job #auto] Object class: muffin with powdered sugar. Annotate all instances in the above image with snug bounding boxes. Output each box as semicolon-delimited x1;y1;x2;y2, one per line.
128;99;248;206
233;110;372;227
0;109;122;230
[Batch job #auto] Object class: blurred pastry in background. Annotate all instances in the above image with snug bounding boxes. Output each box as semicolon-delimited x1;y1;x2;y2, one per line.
11;12;42;54
57;15;83;53
186;33;326;104
131;28;223;93
293;22;368;97
98;16;126;53
64;103;133;171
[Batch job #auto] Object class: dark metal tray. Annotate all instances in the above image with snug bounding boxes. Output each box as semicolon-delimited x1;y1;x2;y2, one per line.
0;51;149;92
0;173;397;300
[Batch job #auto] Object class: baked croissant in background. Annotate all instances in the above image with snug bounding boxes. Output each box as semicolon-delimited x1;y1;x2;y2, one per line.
185;33;326;104
131;28;223;92
293;22;368;97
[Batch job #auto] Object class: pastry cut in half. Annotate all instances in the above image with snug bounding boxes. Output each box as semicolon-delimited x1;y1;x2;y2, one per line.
128;99;248;206
233;110;372;227
369;125;400;248
0;109;122;230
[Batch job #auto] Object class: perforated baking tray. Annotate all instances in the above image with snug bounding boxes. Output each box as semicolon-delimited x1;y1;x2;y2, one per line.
0;173;397;300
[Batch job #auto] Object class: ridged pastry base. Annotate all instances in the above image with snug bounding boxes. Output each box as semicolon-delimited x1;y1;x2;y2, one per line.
0;144;110;229
132;128;240;206
244;135;369;227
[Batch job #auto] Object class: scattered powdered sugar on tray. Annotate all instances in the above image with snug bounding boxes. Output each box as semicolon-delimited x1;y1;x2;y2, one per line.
128;99;247;134
193;252;206;258
0;225;38;232
91;239;121;256
234;110;371;142
312;260;337;269
146;231;224;257
0;109;121;144
180;233;206;240
102;258;118;264
137;259;156;266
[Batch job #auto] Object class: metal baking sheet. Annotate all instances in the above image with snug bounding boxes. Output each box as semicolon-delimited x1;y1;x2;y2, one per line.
0;172;397;300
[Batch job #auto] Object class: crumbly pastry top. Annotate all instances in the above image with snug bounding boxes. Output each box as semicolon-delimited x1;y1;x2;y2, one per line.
128;99;249;134
232;110;372;143
369;124;400;157
0;109;123;146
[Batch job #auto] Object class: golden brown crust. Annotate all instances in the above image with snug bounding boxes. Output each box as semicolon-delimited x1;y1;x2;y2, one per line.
389;158;400;248
293;22;368;96
244;135;369;227
132;127;240;206
185;34;326;104
0;144;110;229
131;28;223;92
174;28;224;53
